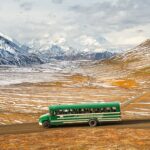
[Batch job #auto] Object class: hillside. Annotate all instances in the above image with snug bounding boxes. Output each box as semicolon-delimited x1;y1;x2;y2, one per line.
0;34;43;66
113;39;150;71
82;39;150;79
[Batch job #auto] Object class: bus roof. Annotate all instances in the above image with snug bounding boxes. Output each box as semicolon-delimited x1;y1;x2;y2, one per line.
49;102;120;110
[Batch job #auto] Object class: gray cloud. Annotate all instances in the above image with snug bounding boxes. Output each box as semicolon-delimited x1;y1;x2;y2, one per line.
20;2;33;11
51;0;63;4
0;0;149;48
69;0;150;31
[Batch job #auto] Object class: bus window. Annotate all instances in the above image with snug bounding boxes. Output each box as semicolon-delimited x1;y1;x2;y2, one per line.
104;108;107;112
94;108;99;113
78;108;81;113
101;108;104;112
76;109;80;114
90;108;93;113
55;111;58;115
72;109;76;114
74;109;78;114
84;108;88;113
69;109;73;114
87;108;91;113
106;107;111;112
98;108;101;113
52;111;57;116
58;109;63;114
50;110;54;116
63;109;69;114
81;108;85;113
112;107;116;112
94;109;96;113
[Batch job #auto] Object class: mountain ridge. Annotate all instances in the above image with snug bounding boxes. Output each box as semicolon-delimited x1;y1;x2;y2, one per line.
0;33;116;66
0;34;43;66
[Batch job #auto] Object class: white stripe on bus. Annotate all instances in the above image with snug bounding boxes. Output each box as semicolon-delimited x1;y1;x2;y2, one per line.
57;115;121;120
51;118;121;123
57;112;120;117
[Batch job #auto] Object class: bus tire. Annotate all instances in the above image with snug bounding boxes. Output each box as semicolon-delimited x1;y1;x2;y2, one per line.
88;119;98;127
42;121;51;128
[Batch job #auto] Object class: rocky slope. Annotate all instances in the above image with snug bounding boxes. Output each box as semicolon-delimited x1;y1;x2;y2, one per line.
79;39;150;93
0;33;43;66
33;44;115;62
86;39;150;77
113;39;150;71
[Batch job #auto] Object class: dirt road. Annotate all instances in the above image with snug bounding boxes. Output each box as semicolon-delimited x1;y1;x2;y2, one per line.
0;119;149;135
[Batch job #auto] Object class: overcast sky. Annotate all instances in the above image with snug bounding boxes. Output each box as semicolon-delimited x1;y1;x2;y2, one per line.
0;0;150;50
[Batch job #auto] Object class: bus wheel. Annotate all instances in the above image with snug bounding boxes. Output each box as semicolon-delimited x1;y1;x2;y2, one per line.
88;119;98;127
42;121;51;128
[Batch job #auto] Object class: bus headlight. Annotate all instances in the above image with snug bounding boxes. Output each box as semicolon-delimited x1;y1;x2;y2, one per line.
39;122;42;126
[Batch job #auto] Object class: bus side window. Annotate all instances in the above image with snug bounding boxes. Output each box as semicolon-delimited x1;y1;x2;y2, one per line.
74;109;78;114
95;108;99;113
83;108;86;113
50;110;54;116
112;107;116;112
53;111;56;116
97;108;100;113
104;108;107;112
90;108;94;113
81;108;85;113
72;109;75;114
55;111;58;115
101;108;104;112
84;109;87;113
87;108;91;113
98;108;101;113
106;107;111;112
64;109;69;114
58;109;63;115
102;108;106;112
78;108;81;113
76;109;80;114
69;109;73;114
93;108;96;113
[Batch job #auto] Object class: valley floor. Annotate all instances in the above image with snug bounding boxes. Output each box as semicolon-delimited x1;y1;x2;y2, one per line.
0;67;149;150
0;120;150;150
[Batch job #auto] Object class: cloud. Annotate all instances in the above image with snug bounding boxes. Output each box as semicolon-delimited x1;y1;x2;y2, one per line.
20;2;33;11
0;0;149;49
51;0;63;4
106;23;150;46
79;35;103;51
80;35;99;46
51;34;66;45
69;0;150;31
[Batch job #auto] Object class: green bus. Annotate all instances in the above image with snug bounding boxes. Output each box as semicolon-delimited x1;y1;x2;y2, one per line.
39;102;121;128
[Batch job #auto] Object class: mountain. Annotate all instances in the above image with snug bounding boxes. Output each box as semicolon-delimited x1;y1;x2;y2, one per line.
34;44;115;62
0;33;116;66
111;39;150;71
63;51;115;61
0;33;43;66
82;39;150;82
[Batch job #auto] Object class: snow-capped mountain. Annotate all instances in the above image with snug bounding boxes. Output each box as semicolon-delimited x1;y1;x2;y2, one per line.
28;36;116;62
31;43;115;62
0;33;43;66
81;39;150;88
0;33;116;66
